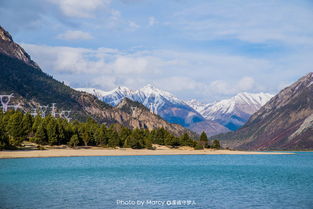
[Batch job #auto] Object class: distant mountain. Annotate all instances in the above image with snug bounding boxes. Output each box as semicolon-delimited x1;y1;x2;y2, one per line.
0;25;193;137
213;72;313;150
77;85;229;136
187;93;273;130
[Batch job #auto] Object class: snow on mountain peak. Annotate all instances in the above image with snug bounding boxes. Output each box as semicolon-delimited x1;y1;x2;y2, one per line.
199;92;274;122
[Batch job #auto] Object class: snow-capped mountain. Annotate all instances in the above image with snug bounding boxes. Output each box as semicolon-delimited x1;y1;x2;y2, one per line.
78;84;204;127
76;85;229;136
187;92;274;130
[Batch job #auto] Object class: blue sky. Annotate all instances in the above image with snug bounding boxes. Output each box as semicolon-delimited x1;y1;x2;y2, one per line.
1;0;313;102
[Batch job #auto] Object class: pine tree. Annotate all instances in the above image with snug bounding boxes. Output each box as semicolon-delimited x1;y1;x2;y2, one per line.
46;119;58;145
119;127;131;147
211;140;221;149
127;129;145;149
32;115;42;133
107;128;120;148
199;131;208;148
165;135;180;147
22;113;33;138
94;125;107;146
57;120;66;144
0;117;9;149
34;123;47;144
143;129;153;149
180;133;194;147
7;111;25;146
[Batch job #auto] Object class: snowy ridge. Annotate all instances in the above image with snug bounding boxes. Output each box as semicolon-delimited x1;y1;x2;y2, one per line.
76;86;272;132
77;84;186;110
77;84;201;127
202;92;273;118
188;92;273;130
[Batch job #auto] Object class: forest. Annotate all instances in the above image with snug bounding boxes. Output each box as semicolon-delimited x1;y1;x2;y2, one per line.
0;110;221;150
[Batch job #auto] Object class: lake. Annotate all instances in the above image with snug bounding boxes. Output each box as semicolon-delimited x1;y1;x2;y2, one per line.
0;153;313;209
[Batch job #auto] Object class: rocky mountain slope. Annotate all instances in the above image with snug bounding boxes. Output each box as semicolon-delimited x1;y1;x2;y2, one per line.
77;85;204;127
115;98;195;137
0;26;192;137
77;86;229;136
213;72;313;150
0;26;39;69
187;93;273;130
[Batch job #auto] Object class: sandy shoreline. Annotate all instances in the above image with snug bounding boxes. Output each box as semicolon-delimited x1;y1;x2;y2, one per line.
0;146;294;159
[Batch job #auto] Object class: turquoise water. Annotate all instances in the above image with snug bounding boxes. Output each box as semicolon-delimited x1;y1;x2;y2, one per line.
0;153;313;209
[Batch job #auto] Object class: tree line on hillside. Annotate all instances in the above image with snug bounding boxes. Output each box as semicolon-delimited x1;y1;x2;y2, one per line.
0;110;221;150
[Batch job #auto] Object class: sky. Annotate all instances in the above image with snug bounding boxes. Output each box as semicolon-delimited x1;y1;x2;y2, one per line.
1;0;313;103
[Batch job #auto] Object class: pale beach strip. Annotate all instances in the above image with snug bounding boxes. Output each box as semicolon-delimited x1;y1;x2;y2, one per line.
0;146;295;159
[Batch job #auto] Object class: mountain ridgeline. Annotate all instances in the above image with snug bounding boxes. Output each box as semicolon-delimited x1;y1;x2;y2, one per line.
0;26;194;137
213;72;313;150
187;93;273;130
77;86;230;136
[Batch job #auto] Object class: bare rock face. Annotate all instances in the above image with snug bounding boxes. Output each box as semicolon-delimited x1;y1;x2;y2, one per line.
0;26;39;69
214;72;313;150
115;98;196;137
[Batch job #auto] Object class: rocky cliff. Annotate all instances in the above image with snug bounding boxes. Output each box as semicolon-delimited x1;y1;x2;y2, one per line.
214;72;313;150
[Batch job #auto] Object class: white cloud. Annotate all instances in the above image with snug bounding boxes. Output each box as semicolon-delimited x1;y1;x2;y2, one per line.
57;30;93;40
128;21;140;30
91;75;117;89
154;76;201;92
21;43;308;101
148;16;158;26
209;77;257;95
49;0;110;18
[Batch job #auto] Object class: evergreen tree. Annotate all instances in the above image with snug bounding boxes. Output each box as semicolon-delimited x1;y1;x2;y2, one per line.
81;127;90;146
34;123;47;144
180;133;194;147
7;111;25;146
94;125;107;146
165;135;180;147
119;127;131;147
211;140;221;149
46;119;58;145
0;117;9;149
68;134;79;148
199;131;208;148
22;113;33;137
57;120;67;144
126;128;144;149
107;128;120;148
152;128;168;145
32;115;42;133
143;129;153;149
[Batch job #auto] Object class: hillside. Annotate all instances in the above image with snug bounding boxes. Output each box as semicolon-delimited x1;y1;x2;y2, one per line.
0;26;193;137
213;72;313;150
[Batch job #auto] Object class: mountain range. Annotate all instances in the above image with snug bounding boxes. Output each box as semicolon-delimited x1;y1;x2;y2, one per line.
0;25;193;137
187;92;273;130
76;86;230;136
213;72;313;150
77;87;273;135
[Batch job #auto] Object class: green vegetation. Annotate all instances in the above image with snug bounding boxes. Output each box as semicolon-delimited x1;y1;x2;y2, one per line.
0;110;221;150
199;131;209;149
